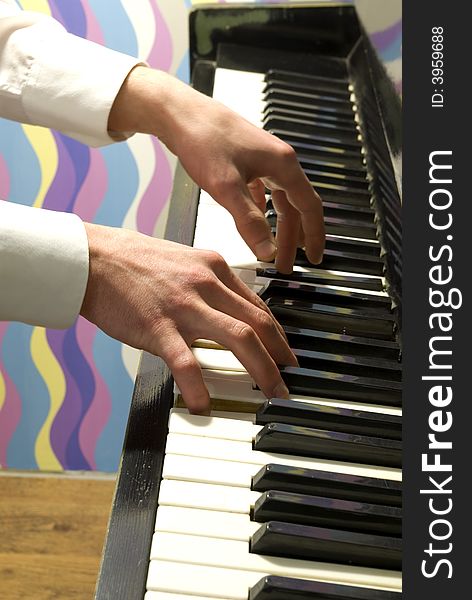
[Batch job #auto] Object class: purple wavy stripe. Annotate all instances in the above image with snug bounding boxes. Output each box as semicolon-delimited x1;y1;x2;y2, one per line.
0;154;10;200
47;330;84;468
136;137;173;235
146;1;173;71
0;324;22;467
75;318;112;469
42;133;76;212
73;149;108;222
82;0;105;44
370;20;402;51
41;129;80;467
50;0;87;38
61;137;91;212
63;325;93;469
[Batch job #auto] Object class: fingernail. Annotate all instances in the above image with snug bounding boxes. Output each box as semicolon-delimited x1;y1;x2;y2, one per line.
273;381;290;399
256;240;276;261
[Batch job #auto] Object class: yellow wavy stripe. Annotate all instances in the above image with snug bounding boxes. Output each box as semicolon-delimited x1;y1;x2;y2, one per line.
21;125;58;208
31;327;65;471
18;0;51;15
0;370;5;413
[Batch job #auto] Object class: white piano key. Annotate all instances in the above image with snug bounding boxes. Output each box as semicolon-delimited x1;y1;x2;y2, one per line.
159;479;259;513
149;533;402;591
164;435;402;481
233;265;387;297
192;347;246;372
212;68;266;126
162;454;257;487
168;408;402;445
155;505;259;540
147;560;266;599
146;593;232;600
147;561;400;599
185;367;402;415
169;408;260;441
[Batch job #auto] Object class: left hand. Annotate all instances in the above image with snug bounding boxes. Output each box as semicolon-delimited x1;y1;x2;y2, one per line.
108;66;325;273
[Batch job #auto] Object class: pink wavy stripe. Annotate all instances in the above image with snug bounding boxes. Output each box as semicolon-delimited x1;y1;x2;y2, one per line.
0;323;22;467
147;1;173;71
81;0;105;44
73;148;108;222
75;317;112;469
0;154;10;200
136;137;173;235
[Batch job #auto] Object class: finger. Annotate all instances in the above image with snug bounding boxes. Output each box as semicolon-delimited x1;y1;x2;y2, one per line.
210;259;290;345
263;155;325;264
160;329;211;415
271;189;300;274
201;309;290;401
248;178;267;213
201;278;297;368
213;178;276;261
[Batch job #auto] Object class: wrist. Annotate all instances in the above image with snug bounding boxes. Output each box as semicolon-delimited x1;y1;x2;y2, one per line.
108;66;190;148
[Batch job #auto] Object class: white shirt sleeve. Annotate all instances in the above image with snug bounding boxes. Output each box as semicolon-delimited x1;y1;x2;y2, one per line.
0;200;89;328
0;0;141;146
0;1;143;329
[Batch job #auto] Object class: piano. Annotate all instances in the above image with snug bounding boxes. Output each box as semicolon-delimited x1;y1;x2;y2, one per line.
95;3;402;599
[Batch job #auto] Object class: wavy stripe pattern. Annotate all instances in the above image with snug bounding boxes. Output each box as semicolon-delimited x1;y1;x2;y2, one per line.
0;0;402;472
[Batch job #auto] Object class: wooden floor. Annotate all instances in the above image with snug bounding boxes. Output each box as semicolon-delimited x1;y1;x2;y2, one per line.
0;473;116;600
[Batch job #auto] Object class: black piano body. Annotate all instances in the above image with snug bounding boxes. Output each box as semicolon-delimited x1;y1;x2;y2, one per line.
95;3;402;599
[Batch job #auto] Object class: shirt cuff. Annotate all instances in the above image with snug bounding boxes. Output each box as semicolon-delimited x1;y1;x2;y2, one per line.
3;12;141;147
0;201;89;329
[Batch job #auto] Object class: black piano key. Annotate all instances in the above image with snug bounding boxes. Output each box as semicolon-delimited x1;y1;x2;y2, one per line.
264;90;355;117
323;203;375;224
325;234;381;257
251;464;402;507
295;248;384;277
264;105;358;130
252;490;402;537
300;168;370;190
270;129;364;164
253;423;402;467
268;299;395;340
291;348;401;381
282;326;400;361
256;263;383;292
263;111;359;139
265;117;362;150
324;215;377;240
249;575;402;600
250;521;402;570
265;68;350;93
297;155;368;179
280;366;402;408
256;398;402;440
263;82;352;106
260;280;389;309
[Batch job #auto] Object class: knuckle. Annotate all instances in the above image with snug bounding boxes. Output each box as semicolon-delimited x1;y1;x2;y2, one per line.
203;250;228;272
211;172;240;199
170;353;198;375
255;310;274;333
275;140;297;163
229;321;256;344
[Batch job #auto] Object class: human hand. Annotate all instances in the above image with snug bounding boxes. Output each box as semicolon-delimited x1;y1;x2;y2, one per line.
80;223;297;415
108;67;325;273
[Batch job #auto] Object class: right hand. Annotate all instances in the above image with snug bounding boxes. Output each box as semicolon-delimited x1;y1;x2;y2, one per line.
80;223;297;415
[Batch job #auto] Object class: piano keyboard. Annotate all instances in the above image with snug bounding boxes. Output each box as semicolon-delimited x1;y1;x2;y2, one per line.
143;61;402;599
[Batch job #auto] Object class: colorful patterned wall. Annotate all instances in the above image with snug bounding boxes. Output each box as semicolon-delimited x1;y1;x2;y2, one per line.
0;0;401;473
